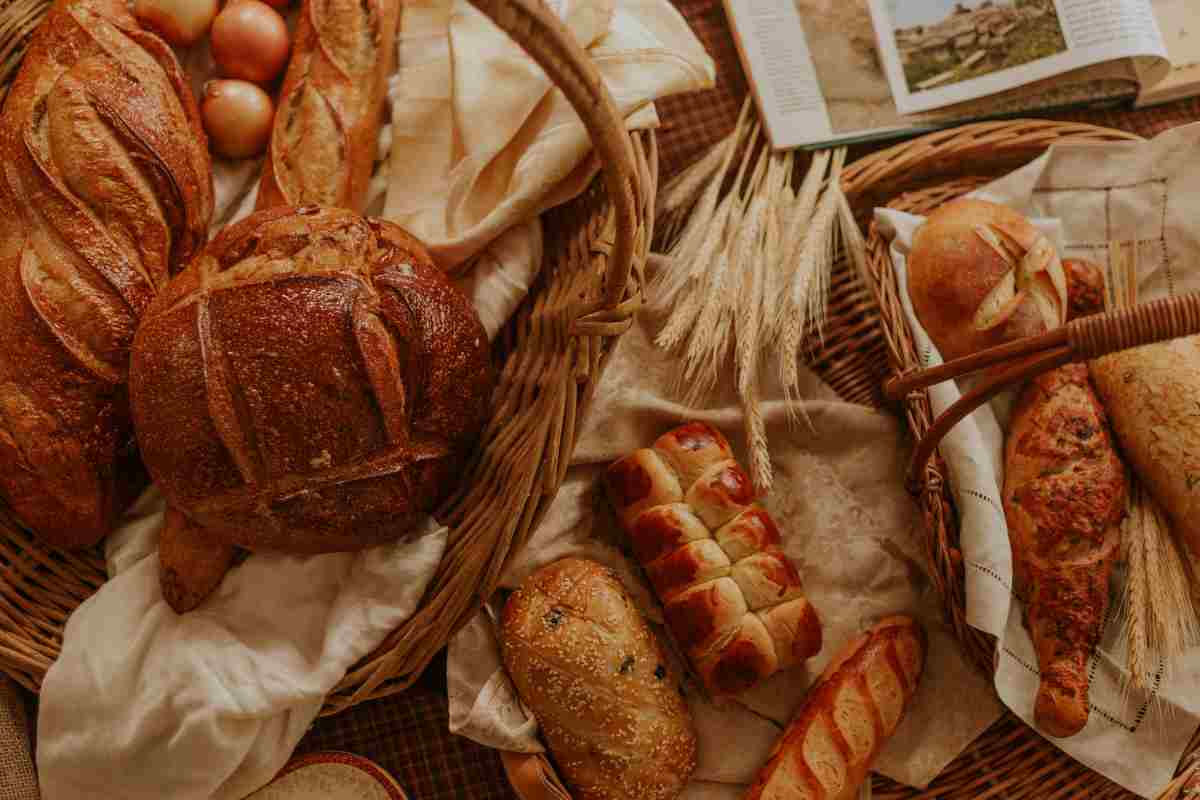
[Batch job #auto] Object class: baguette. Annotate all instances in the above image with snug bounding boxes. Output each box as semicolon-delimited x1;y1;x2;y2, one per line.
256;0;400;212
744;616;926;800
605;422;822;697
500;557;697;800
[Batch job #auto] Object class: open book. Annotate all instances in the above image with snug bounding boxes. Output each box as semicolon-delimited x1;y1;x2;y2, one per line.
723;0;1196;150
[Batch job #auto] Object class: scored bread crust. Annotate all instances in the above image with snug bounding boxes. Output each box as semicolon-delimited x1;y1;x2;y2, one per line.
907;198;1065;364
605;422;822;697
744;616;926;800
500;557;697;800
0;0;212;548
129;206;493;556
256;0;401;213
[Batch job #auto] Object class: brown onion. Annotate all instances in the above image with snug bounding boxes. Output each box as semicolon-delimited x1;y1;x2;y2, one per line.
210;1;290;84
133;0;218;47
201;80;275;159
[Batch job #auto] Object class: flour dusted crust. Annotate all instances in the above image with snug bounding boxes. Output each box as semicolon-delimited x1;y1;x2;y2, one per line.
500;558;697;800
130;206;493;610
0;0;212;548
605;422;823;697
256;0;400;213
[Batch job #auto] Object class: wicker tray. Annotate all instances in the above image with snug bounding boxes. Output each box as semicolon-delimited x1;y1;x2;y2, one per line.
0;0;655;718
844;119;1200;799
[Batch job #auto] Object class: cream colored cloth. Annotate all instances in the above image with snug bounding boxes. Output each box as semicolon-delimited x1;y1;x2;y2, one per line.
876;122;1200;799
384;0;715;268
446;262;1003;794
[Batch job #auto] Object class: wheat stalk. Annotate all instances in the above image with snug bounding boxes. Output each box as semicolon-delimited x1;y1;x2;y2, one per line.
657;137;731;247
778;148;846;414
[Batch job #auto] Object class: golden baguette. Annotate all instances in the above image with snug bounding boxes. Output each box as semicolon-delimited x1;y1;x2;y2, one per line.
744;616;925;800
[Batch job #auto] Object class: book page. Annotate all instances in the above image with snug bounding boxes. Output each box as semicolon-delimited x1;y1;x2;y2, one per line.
1137;0;1200;106
870;0;1169;115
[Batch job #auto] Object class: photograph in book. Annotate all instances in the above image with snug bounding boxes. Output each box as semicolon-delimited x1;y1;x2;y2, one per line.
891;0;1068;93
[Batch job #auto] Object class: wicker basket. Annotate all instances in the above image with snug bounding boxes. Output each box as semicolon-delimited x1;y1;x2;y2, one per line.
845;119;1200;799
0;0;655;718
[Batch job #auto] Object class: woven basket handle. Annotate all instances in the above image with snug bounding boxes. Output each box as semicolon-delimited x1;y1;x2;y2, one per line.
897;291;1200;486
466;0;640;307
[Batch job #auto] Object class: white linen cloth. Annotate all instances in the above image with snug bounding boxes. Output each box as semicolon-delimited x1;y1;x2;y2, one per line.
35;1;714;798
875;122;1200;799
444;262;1004;796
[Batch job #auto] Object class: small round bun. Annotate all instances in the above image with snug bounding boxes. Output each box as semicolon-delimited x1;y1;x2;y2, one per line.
908;198;1066;362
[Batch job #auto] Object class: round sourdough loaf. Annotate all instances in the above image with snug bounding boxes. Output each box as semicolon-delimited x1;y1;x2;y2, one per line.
129;205;493;554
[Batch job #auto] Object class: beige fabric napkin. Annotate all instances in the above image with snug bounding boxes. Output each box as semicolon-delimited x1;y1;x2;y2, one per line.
446;261;1003;793
1;676;37;800
384;0;715;269
875;122;1200;799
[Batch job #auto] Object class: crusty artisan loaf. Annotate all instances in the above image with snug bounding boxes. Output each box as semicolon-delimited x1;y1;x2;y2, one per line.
744;616;925;800
0;0;212;549
130;206;492;611
256;0;400;212
908;199;1066;363
1003;363;1126;738
501;557;697;800
605;422;822;697
1089;335;1200;559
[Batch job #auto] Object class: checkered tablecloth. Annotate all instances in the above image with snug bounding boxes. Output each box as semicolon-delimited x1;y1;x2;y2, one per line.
5;3;1200;799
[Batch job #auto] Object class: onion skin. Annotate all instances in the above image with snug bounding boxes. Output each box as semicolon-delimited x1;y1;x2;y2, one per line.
133;0;219;47
200;80;275;160
210;1;291;84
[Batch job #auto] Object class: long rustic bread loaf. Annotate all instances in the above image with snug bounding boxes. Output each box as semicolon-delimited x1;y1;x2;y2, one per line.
744;616;925;800
256;0;401;213
501;557;697;800
1003;258;1126;738
1003;363;1126;738
0;0;212;549
604;422;822;697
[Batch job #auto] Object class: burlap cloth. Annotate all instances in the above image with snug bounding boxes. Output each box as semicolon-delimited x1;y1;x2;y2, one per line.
5;1;1200;798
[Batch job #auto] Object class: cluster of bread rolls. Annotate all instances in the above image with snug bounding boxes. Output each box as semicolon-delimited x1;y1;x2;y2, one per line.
604;422;822;697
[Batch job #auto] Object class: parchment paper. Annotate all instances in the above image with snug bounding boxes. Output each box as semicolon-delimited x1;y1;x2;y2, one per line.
445;260;1003;795
875;121;1200;799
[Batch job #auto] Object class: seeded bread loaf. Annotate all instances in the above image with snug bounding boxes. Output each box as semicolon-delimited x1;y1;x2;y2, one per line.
501;557;697;800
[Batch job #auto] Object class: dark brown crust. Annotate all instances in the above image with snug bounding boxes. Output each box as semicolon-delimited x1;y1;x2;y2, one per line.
159;507;236;613
256;0;401;213
744;617;926;800
0;0;212;549
130;206;493;559
1003;363;1126;738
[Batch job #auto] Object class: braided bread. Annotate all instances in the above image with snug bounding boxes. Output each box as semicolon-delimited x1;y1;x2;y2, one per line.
129;206;493;611
0;0;212;549
256;0;400;212
745;616;926;800
604;422;822;697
